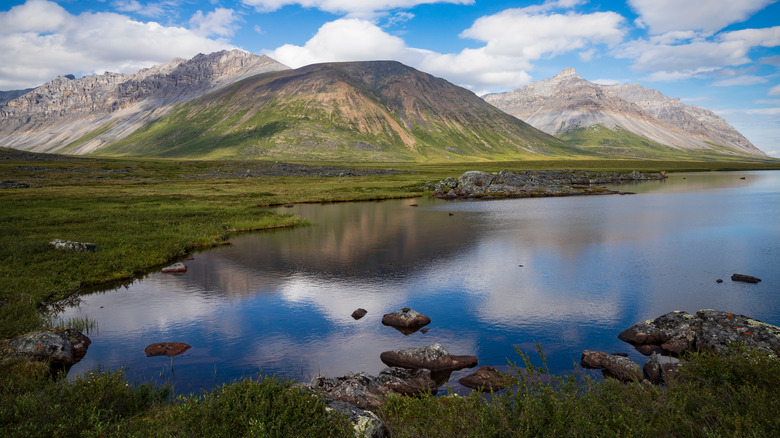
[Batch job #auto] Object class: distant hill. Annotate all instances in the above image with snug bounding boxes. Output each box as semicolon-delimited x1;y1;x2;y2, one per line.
0;50;290;154
97;61;580;161
484;68;766;159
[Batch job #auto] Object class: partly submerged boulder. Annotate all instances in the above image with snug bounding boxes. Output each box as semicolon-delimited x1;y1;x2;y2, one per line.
458;365;516;392
144;342;191;357
731;273;761;283
381;308;430;329
379;343;478;373
351;308;368;320
161;263;187;273
580;350;643;382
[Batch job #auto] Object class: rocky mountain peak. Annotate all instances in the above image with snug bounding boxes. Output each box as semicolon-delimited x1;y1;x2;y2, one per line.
553;68;580;80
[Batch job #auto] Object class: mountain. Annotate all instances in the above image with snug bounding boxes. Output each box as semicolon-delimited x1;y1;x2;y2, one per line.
0;50;290;154
484;68;766;158
96;61;580;161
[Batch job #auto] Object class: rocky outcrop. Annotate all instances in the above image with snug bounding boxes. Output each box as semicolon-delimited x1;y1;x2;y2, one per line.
10;329;91;367
379;343;478;373
580;350;644;382
485;68;765;157
303;367;437;411
50;239;97;252
434;169;663;199
144;342;191;357
458;366;516;392
1;180;29;188
0;50;290;153
618;310;780;356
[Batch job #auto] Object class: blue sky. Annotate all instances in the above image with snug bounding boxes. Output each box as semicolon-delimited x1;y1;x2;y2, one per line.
1;0;778;156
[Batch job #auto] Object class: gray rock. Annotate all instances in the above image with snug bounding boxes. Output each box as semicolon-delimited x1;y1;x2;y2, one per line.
161;262;187;273
580;350;643;382
10;329;91;366
642;352;681;384
49;239;97;252
1;180;30;188
381;308;430;329
379;343;478;372
324;400;387;438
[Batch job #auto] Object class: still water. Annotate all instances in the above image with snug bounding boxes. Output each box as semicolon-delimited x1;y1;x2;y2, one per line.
59;171;780;394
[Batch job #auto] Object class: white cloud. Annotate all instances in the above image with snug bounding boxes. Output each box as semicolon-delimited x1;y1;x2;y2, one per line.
0;0;234;90
112;1;166;18
189;8;242;37
712;75;769;86
241;0;473;16
628;0;776;35
270;7;625;92
770;84;780;96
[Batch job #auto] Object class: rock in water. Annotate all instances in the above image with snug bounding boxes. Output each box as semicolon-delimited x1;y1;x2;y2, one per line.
458;366;516;392
731;273;761;283
161;263;187;273
381;308;430;328
351;308;368;320
379;343;478;372
144;342;191;357
580;350;643;382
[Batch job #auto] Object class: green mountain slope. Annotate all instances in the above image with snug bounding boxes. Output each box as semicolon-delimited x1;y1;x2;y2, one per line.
97;61;585;162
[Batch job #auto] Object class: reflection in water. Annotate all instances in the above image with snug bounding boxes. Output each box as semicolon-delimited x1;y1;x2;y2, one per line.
59;171;780;394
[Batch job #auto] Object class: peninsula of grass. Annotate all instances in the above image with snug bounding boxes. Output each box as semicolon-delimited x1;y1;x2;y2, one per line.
2;151;780;436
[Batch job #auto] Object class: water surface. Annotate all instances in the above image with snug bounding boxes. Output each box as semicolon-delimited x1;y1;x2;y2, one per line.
59;171;780;394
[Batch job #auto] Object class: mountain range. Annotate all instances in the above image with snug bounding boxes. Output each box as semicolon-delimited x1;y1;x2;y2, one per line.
0;51;769;161
484;68;765;158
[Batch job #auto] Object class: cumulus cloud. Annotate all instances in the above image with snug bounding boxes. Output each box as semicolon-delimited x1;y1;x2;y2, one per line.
628;0;776;35
0;0;234;90
189;7;243;37
615;26;780;81
241;0;473;16
271;6;625;92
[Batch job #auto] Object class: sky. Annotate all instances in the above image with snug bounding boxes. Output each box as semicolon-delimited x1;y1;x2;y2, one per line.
0;0;779;157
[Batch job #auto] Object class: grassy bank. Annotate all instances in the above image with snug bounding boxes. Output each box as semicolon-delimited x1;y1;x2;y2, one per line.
2;154;780;436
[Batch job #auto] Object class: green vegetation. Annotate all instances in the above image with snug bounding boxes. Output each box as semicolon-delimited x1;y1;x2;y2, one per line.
559;125;763;161
2;151;780;436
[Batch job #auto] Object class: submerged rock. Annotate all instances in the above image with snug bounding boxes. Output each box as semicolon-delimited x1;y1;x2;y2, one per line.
144;342;191;357
10;329;91;366
458;366;516;392
49;239;97;252
379;343;478;372
731;273;761;283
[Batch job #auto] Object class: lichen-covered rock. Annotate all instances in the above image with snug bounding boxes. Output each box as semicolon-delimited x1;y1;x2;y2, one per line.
144;342;191;357
49;239;97;252
303;367;437;411
458;365;516;392
161;262;187;273
379;343;478;372
324;400;387;438
381;308;430;329
580;350;643;382
10;329;91;366
618;311;697;350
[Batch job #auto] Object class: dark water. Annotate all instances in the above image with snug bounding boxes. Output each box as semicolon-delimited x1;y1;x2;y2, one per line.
58;171;780;394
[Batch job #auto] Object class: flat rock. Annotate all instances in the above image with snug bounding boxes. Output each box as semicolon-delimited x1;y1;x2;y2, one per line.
351;308;367;320
458;365;516;392
161;263;187;273
379;343;478;372
381;308;430;329
49;239;97;252
144;342;191;357
731;273;761;283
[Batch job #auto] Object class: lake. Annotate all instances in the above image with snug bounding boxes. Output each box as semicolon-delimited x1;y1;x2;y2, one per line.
58;171;780;394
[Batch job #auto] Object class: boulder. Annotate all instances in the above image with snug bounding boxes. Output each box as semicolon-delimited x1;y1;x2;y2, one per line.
10;329;91;366
731;273;761;283
618;311;697;351
324;400;387;438
381;308;430;329
458;171;496;193
642;352;682;384
144;342;191;357
161;262;187;273
580;350;643;382
458;366;516;392
303;367;437;411
351;308;367;320
49;239;97;252
379;343;478;372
